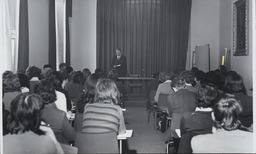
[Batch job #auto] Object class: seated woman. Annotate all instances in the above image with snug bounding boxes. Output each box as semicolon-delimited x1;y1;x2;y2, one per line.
34;80;75;145
3;72;21;111
82;78;126;134
3;93;61;153
75;73;101;131
224;73;253;127
191;94;254;153
178;84;219;153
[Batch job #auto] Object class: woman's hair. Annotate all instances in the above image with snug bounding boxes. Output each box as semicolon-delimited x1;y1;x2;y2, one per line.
3;73;21;92
7;93;45;135
77;74;101;113
71;71;84;84
34;80;56;105
179;70;195;84
224;74;247;95
45;71;63;91
18;73;30;88
82;68;91;81
108;69;119;80
94;78;120;105
196;84;219;108
213;94;242;131
2;70;14;80
26;66;41;80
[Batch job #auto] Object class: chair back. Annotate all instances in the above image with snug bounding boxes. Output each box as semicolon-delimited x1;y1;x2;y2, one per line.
74;131;118;154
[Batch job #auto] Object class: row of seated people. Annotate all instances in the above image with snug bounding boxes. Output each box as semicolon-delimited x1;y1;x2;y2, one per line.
2;64;127;153
147;66;253;153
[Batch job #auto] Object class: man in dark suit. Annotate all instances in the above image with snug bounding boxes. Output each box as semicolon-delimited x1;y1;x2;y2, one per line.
111;49;127;77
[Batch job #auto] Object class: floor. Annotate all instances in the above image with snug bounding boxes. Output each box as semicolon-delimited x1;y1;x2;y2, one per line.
123;106;166;153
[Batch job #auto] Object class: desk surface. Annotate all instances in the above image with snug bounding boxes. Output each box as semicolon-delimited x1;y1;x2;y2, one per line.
119;77;154;80
117;130;133;139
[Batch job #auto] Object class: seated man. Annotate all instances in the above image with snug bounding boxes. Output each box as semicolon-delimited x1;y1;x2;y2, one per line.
154;72;174;103
178;84;219;153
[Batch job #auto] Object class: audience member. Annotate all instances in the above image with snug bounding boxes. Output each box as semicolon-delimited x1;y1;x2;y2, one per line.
179;70;198;93
25;66;41;92
46;71;72;113
224;73;252;127
59;63;67;70
66;66;73;74
17;73;30;93
75;73;101;131
82;68;91;85
191;94;253;153
34;80;75;145
165;77;197;141
178;84;219;153
43;64;53;69
82;78;126;134
3;73;21;111
3;93;62;153
64;71;84;105
59;69;70;89
94;68;105;77
154;72;174;103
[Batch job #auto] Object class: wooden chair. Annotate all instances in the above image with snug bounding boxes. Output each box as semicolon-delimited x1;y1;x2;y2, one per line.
74;131;119;154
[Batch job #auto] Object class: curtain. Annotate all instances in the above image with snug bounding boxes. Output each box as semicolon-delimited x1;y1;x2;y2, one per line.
49;0;56;70
18;0;29;71
97;0;192;76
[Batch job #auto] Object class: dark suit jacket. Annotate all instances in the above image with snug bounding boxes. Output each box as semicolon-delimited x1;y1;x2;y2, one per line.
111;55;127;77
167;89;197;131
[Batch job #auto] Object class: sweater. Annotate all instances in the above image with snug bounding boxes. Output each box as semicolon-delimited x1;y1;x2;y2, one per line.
82;103;126;134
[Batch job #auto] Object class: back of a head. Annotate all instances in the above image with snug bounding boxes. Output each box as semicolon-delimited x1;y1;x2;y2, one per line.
179;70;195;84
8;93;44;135
94;78;120;105
59;63;67;70
3;73;21;92
108;69;119;80
224;74;245;94
71;71;84;84
85;73;102;95
26;66;41;80
152;72;160;79
196;84;219;108
171;77;185;89
66;66;73;74
2;71;14;81
43;64;53;69
17;73;30;88
34;80;57;105
164;72;172;81
213;94;242;131
82;68;91;80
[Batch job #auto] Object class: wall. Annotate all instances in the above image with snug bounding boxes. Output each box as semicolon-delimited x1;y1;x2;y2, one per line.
219;0;253;96
190;0;220;71
70;0;97;71
28;0;49;69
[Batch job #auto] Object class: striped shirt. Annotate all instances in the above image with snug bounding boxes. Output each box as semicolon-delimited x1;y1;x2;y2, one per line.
82;103;126;134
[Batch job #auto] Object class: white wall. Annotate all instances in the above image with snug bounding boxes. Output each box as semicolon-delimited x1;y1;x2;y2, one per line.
28;0;49;69
219;0;253;96
190;0;220;71
70;0;97;72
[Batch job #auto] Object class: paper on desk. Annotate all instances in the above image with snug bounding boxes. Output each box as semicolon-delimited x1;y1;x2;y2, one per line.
117;130;133;139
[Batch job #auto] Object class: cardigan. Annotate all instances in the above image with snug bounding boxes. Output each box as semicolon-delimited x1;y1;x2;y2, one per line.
82;103;126;134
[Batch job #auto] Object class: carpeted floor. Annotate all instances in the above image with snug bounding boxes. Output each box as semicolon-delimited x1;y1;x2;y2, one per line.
123;106;166;153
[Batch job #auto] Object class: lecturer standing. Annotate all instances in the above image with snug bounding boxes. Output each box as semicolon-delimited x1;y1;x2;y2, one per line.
111;49;127;77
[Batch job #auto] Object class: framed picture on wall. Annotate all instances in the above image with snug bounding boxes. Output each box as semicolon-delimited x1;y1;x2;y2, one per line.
233;0;249;56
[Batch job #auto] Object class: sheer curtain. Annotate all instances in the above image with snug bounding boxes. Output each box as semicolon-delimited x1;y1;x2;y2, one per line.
1;0;20;73
97;0;192;76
